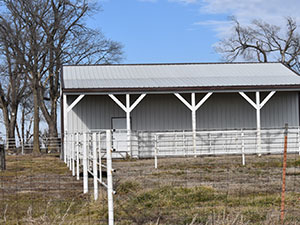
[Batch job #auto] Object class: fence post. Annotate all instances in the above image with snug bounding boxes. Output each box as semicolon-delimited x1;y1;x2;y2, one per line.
106;130;114;225
76;133;80;181
298;127;300;155
154;134;158;169
93;133;98;200
0;144;5;171
83;132;88;194
281;124;288;223
21;138;24;155
241;130;245;166
98;132;102;183
69;134;73;171
72;134;75;176
64;132;67;164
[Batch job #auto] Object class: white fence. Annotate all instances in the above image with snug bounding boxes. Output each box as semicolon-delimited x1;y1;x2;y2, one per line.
2;136;61;154
63;126;298;224
64;127;300;160
64;130;115;225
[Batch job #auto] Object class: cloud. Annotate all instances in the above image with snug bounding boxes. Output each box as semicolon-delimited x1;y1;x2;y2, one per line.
201;0;300;25
194;0;300;38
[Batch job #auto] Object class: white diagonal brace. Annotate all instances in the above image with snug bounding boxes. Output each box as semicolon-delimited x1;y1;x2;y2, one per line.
67;94;85;112
129;94;146;112
174;93;193;111
260;91;276;109
239;92;258;109
195;92;213;110
109;94;128;112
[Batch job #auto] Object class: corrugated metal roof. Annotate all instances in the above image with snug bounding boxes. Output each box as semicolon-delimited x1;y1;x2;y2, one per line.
62;62;300;91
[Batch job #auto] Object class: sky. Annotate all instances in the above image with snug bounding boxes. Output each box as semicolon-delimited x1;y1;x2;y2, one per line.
87;0;300;64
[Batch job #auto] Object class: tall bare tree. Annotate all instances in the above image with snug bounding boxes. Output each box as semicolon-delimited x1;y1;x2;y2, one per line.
0;0;123;154
215;17;300;72
36;0;123;139
0;31;28;149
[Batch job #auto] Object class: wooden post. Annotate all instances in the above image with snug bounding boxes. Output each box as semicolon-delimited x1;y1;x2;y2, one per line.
0;144;5;171
281;124;288;224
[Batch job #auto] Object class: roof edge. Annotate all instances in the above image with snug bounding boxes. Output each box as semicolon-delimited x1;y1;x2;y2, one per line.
62;61;282;68
62;84;300;94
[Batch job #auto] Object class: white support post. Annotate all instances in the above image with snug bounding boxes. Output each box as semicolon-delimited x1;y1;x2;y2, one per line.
76;133;80;181
106;130;114;225
109;93;146;157
98;132;102;183
154;134;158;169
256;92;261;153
241;130;245;166
175;92;213;155
191;93;197;156
93;133;98;200
63;94;67;164
126;94;131;156
83;133;88;194
72;134;75;176
239;91;276;153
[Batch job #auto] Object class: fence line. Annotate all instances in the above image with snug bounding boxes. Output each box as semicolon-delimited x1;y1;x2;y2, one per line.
62;126;300;223
64;130;115;225
2;136;61;154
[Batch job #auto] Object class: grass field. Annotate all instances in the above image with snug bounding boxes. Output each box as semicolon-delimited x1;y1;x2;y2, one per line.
0;153;300;224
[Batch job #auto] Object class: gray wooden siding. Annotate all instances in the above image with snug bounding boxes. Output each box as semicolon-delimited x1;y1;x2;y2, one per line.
66;92;299;132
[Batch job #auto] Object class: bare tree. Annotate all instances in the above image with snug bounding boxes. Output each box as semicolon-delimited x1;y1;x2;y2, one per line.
0;36;28;150
0;0;123;154
215;17;300;72
36;0;123;140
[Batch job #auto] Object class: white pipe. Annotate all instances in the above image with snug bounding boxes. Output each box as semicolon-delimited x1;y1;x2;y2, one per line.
241;131;245;166
98;132;102;183
83;133;88;194
93;133;98;200
72;134;75;176
106;130;114;225
76;133;80;180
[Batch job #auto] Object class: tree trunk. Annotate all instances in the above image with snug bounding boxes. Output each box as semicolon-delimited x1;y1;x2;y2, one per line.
48;119;58;152
0;144;5;171
32;83;40;155
2;104;16;150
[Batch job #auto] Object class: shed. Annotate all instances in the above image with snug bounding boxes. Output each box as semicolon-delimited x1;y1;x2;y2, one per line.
61;62;300;157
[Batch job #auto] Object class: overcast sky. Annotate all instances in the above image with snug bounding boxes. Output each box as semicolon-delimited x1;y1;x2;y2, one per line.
88;0;300;64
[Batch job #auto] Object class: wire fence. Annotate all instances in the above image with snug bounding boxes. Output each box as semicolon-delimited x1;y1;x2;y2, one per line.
1;126;300;224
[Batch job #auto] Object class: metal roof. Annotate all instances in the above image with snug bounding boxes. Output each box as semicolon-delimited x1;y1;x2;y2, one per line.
62;62;300;92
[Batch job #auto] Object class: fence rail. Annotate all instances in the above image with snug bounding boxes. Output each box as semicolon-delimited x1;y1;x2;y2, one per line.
64;127;300;161
65;130;115;225
61;126;300;224
2;136;61;154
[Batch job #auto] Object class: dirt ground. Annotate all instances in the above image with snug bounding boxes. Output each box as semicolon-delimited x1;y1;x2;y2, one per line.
1;153;300;224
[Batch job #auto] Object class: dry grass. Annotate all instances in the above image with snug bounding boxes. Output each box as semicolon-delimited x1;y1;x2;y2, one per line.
0;153;300;224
